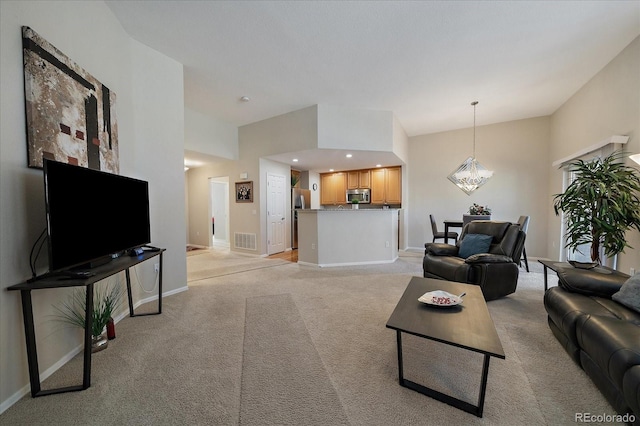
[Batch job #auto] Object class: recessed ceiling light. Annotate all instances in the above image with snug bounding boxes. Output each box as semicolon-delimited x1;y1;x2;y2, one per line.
376;164;382;167
240;96;250;102
292;158;299;162
329;169;334;172
346;154;353;158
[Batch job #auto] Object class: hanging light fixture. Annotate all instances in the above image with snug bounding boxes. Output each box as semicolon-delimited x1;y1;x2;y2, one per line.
447;101;494;195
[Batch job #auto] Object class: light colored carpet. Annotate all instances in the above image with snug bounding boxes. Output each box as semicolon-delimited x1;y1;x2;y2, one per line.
240;293;350;425
0;252;625;425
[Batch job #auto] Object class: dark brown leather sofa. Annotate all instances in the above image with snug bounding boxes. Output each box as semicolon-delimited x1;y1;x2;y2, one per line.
544;267;640;423
423;221;526;301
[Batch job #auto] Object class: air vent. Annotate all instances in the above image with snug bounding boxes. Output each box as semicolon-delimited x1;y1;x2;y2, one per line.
234;232;257;251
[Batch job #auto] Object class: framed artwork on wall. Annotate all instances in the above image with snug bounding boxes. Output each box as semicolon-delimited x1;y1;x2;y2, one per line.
22;26;119;172
235;181;253;203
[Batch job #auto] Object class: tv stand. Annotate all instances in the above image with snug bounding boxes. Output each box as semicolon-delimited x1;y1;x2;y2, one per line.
7;249;165;397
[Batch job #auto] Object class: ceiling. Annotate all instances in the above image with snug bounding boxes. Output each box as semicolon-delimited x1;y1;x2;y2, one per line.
106;1;639;171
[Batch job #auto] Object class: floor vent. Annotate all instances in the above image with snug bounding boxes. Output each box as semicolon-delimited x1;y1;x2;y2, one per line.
234;232;257;251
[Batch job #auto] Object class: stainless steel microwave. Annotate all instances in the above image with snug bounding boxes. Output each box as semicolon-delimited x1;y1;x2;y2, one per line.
346;188;370;204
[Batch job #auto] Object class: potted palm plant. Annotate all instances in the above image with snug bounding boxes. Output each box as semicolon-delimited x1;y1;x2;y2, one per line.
553;151;640;265
54;282;124;352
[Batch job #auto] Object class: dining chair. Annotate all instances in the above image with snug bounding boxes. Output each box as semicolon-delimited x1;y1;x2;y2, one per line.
515;215;530;272
430;214;458;243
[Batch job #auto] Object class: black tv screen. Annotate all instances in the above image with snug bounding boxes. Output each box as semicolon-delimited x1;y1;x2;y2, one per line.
43;159;151;272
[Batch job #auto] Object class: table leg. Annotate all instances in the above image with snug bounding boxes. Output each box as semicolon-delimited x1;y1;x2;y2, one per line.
476;354;491;418
158;252;163;314
543;264;548;292
126;254;162;317
394;333;493;417
396;331;404;384
126;268;134;316
20;290;41;397
444;223;450;244
82;284;93;389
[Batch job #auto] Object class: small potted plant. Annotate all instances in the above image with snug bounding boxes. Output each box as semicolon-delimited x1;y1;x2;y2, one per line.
468;203;491;215
464;203;491;225
351;199;360;209
54;282;124;352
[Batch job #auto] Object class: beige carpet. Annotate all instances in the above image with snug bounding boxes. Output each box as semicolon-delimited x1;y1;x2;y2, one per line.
0;251;624;425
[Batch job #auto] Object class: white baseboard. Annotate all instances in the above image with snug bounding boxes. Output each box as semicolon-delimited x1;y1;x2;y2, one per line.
317;257;399;268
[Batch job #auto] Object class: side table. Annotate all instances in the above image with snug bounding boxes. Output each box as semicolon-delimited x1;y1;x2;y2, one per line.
7;249;164;397
538;259;626;293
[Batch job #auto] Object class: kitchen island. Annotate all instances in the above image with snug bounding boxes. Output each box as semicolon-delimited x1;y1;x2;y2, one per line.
297;208;399;267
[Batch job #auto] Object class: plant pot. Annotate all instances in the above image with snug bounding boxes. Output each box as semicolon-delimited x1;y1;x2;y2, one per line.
92;334;108;353
352;204;359;210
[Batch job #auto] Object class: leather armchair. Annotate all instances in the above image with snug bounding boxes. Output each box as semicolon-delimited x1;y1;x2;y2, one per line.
423;221;526;300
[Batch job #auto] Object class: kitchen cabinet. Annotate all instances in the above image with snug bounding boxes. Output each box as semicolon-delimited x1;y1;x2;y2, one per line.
347;170;371;189
371;167;401;205
320;172;346;205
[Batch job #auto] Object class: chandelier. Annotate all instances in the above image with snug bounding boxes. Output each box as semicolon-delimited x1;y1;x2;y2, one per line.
447;101;494;195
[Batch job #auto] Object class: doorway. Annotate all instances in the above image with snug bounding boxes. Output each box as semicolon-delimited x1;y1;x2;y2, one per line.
209;177;230;248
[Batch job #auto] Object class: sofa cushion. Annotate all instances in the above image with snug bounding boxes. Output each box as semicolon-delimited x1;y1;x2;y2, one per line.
544;287;626;349
612;273;640;314
576;315;640;392
557;267;627;299
458;234;493;258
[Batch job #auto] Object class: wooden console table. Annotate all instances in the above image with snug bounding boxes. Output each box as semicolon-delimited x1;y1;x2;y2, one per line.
7;249;164;397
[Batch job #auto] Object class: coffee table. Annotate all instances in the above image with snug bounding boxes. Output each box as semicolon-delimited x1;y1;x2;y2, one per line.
386;277;505;417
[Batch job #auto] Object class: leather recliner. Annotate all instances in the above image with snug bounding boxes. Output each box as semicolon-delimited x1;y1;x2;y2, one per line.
423;221;526;301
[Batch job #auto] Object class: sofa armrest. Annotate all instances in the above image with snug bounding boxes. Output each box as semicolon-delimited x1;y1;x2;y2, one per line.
556;268;626;299
465;253;512;264
425;243;459;256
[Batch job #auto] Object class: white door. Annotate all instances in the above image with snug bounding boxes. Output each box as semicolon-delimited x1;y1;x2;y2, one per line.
209;177;229;248
267;173;286;255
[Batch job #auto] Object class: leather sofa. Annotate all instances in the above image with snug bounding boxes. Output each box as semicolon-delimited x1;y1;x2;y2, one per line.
544;267;640;422
423;221;526;301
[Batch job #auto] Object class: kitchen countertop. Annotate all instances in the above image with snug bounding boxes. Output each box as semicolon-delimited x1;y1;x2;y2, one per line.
298;208;400;212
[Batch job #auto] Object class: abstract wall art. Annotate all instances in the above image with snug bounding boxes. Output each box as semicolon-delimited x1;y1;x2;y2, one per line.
22;26;119;172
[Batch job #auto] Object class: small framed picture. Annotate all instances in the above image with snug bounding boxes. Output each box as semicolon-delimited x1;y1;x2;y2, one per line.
235;181;253;203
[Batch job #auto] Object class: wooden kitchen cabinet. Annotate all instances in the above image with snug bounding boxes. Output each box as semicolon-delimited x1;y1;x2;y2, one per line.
320;172;347;205
371;167;401;205
347;170;371;189
359;170;371;188
371;168;386;204
347;171;359;189
384;167;402;204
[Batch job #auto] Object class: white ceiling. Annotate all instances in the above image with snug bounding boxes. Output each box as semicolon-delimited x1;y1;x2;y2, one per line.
106;1;639;170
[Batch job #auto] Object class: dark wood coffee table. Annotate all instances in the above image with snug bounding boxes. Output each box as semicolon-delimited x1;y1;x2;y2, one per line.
386;277;505;417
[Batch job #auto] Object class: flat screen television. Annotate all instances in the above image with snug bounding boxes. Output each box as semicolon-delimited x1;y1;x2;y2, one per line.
43;158;151;272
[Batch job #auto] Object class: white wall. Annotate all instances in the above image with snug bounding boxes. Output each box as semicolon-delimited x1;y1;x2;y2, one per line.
408;116;551;256
547;36;640;273
185;107;238;160
0;1;186;411
317;104;393;152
